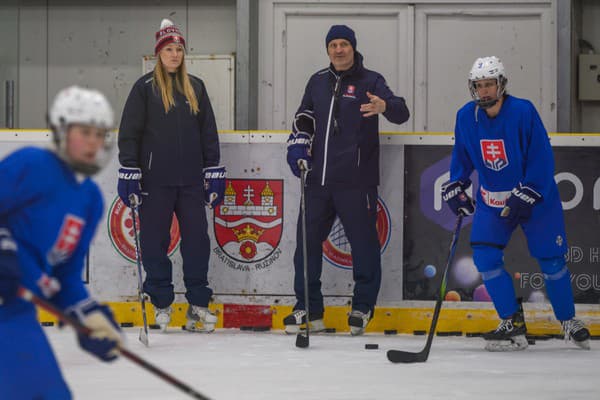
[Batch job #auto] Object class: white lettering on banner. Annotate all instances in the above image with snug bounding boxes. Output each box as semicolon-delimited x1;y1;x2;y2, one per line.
555;172;583;210
520;272;600;291
594;177;600;210
206;172;226;179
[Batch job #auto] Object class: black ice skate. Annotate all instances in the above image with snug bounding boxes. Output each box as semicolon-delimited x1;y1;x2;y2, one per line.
283;309;325;334
348;309;373;336
483;304;528;352
561;318;591;350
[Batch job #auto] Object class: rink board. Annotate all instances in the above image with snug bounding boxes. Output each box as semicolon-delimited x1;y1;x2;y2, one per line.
1;130;599;334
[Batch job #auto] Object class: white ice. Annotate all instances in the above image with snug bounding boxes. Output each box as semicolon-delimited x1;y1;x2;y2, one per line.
45;327;598;400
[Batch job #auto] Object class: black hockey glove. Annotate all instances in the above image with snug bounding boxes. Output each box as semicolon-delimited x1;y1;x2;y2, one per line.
117;166;142;208
442;181;475;216
501;183;542;225
204;165;227;209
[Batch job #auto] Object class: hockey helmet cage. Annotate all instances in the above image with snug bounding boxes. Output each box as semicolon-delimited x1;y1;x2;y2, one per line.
468;56;508;109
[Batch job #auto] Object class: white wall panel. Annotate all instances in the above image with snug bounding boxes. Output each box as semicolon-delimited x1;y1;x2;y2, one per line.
259;1;413;132
414;3;556;132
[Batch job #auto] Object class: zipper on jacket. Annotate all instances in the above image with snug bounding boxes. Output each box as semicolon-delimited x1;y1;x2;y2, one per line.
148;152;153;170
322;74;341;186
357;148;361;167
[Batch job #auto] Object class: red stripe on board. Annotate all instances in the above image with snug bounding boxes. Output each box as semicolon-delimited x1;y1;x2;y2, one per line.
223;304;272;328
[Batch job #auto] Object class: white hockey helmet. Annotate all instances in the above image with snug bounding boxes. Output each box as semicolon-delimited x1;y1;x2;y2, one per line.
468;56;508;108
48;85;115;175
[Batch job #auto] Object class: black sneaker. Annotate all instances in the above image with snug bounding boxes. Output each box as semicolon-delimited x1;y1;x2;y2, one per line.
561;318;591;350
283;309;324;334
483;303;528;351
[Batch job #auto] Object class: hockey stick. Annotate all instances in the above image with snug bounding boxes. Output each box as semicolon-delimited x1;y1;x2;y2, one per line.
296;164;310;348
387;214;464;363
18;286;212;400
129;196;149;347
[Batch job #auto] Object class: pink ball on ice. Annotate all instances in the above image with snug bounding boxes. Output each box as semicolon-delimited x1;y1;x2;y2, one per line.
473;284;492;302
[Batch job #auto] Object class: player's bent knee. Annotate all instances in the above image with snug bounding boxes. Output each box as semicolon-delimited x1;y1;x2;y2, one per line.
472;245;504;274
538;256;568;280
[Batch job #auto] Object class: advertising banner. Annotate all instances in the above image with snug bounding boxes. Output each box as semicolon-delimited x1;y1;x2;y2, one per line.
403;145;600;304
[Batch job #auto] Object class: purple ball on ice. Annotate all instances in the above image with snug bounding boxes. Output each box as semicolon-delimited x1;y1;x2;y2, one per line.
424;264;437;278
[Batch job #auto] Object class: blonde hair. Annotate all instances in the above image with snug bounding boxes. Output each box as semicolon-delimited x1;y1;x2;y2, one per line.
152;54;199;115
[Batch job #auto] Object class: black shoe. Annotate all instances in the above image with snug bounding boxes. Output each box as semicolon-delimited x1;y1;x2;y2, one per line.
561;319;591;350
484;302;528;351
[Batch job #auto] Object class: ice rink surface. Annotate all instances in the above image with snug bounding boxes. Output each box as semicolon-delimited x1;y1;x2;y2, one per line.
46;327;598;400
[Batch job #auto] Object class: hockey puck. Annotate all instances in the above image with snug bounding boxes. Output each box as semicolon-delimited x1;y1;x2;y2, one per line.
149;324;161;330
324;328;337;333
41;321;55;327
120;322;134;328
527;338;536;345
365;344;379;350
413;330;426;336
240;326;254;331
252;326;271;332
384;329;397;335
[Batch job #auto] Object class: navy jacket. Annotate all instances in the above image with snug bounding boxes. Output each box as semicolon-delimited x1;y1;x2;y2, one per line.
118;72;220;186
297;52;409;187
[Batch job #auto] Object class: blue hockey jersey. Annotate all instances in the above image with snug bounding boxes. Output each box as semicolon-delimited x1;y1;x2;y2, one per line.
450;95;559;212
0;147;103;319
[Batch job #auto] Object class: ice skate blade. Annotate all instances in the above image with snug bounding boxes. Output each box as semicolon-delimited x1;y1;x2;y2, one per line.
350;326;365;336
572;339;591;350
284;320;325;334
185;321;215;333
485;335;528;352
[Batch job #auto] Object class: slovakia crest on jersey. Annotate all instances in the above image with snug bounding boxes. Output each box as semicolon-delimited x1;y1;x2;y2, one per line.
480;139;509;171
214;179;283;263
47;214;85;265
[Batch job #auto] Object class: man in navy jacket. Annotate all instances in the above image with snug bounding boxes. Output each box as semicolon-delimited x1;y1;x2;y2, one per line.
285;25;410;335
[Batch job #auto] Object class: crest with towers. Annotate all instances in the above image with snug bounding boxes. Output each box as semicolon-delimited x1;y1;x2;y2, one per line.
214;179;284;263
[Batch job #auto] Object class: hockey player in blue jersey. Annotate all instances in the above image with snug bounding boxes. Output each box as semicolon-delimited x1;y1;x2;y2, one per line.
442;56;590;351
0;86;123;399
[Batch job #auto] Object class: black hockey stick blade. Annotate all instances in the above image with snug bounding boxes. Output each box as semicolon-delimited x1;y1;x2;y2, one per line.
386;214;464;364
387;349;428;363
296;332;309;348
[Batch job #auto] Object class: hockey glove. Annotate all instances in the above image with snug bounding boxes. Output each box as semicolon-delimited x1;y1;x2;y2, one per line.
501;183;542;225
0;228;20;305
286;132;312;178
293;110;315;136
204;165;226;209
67;298;123;362
117;166;142;208
441;181;475;216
